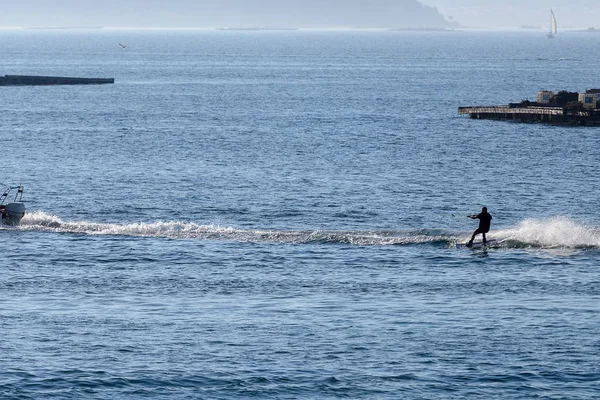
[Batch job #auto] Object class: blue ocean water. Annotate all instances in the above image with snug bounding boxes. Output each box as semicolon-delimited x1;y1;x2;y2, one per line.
0;29;599;399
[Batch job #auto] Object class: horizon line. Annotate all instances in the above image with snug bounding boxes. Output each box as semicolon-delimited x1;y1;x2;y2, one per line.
0;25;596;32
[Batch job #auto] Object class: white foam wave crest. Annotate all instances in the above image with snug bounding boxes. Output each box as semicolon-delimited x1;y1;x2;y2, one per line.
19;211;450;245
21;211;238;239
493;217;600;248
20;212;599;249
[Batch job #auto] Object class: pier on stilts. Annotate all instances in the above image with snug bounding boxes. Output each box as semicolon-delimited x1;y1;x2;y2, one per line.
458;105;596;125
459;89;600;125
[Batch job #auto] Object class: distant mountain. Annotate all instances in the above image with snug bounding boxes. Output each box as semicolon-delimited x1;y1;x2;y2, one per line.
0;0;458;29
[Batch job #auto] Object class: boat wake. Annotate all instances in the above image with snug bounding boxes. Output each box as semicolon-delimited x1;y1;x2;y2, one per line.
18;212;452;245
492;217;600;249
15;212;600;249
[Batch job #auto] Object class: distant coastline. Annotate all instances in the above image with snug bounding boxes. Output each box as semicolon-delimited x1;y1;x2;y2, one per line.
24;26;105;30
568;27;600;33
7;25;600;32
389;27;461;32
216;27;299;31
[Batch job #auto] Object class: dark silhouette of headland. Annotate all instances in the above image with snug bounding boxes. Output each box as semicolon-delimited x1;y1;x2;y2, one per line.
0;75;114;86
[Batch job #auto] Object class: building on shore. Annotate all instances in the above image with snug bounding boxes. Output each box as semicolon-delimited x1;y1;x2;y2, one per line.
537;91;554;104
579;89;600;109
459;88;600;125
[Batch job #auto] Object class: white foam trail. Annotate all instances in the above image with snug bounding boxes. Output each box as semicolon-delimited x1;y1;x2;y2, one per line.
21;211;235;238
493;217;600;248
18;211;449;245
19;212;600;249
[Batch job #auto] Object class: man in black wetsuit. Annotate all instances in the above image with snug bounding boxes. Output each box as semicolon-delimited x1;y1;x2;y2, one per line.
467;207;492;247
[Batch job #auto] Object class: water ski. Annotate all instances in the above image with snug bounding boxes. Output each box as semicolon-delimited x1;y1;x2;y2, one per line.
456;239;498;249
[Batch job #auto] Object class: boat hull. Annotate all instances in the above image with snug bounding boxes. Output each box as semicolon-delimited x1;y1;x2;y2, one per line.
3;202;25;226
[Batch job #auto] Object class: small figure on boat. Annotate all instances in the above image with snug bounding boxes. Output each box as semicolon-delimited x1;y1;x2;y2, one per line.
467;206;492;247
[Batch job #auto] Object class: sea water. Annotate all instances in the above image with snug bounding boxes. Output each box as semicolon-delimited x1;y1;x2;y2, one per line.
0;29;599;399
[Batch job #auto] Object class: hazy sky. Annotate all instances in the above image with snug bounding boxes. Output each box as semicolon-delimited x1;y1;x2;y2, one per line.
0;0;451;29
423;1;600;29
0;1;597;29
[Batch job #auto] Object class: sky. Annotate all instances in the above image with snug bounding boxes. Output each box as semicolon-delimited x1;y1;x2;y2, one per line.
0;0;452;29
422;0;600;29
0;1;597;29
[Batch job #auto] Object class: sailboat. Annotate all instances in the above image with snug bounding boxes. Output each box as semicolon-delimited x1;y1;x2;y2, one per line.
547;9;557;38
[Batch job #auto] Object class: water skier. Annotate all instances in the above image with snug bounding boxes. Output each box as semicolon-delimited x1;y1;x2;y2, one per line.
467;207;492;247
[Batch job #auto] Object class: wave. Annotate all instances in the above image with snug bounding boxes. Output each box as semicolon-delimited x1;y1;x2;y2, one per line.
15;212;600;249
492;217;600;249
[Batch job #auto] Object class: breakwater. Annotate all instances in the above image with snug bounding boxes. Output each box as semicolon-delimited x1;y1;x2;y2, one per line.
0;75;114;86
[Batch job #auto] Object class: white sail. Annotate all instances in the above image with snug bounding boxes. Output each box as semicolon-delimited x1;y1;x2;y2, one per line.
548;9;557;38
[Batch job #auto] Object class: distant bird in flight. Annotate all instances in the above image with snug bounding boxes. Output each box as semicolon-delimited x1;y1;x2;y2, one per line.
118;42;128;49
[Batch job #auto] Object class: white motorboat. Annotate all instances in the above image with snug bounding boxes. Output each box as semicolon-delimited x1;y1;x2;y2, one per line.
0;185;25;226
